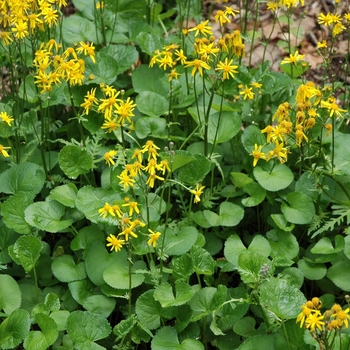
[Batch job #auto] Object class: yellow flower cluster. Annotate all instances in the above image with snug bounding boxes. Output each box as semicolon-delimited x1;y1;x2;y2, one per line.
0;0;66;45
266;0;304;11
81;85;136;134
99;194;163;252
297;297;350;334
250;81;347;166
318;12;348;37
33;40;96;92
149;10;244;81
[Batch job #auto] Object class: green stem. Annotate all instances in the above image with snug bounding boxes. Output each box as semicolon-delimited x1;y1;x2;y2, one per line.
282;321;292;350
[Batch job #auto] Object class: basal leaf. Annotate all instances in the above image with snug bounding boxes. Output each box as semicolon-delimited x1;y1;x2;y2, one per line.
281;192;315;224
136;91;168;118
0;275;22;314
13;236;43;273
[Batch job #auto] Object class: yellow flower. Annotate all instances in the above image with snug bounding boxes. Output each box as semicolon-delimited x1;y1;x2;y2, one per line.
324;123;332;137
318;13;333;26
0;112;14;126
147;229;161;247
104;150;117;167
81;88;98;115
98;90;121;120
317;40;327;49
168;68;181;82
76;42;96;63
185;59;211;77
249;144;266;167
119;227;138;241
98;202;115;218
190;184;205;204
305;311;325;332
216;58;238;80
117;171;135;189
296;305;314;328
214;10;231;26
321;100;347;118
188;20;212;37
240;85;254;100
146;173;164;188
106;234;125;252
281;51;305;65
0;144;10;157
122;201;140;216
332;308;350;328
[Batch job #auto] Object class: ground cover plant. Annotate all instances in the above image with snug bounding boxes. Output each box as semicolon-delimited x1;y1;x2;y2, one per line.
1;0;350;349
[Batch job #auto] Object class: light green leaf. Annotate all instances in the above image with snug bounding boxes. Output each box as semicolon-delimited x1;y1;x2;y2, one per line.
51;255;87;283
267;229;299;260
218;202;244;226
25;201;73;233
71;226;105;251
254;163;294;192
238;251;270;284
58;145;93;180
0;309;30;349
238;334;276;350
13;236;43;273
103;260;145;289
189;287;217;322
136;32;164;55
135;116;166;139
191;245;215;275
151;327;204;350
48;184;78;208
260;278;306;320
177;154;211;185
136;91;168;118
154;281;195;308
61;15;102;45
50;310;70;332
241;182;266;207
327;261;350;291
298;259;327;280
311;236;344;255
0;162;45;196
100;45;139;75
0;275;22;314
207;111;242;144
164;226;198;256
66;311;111;349
24;314;58;350
270;214;295;232
281;192;315;224
132;65;169;95
136;290;175;330
85;52;119;85
231;172;254;188
1;194;33;234
241;125;266;153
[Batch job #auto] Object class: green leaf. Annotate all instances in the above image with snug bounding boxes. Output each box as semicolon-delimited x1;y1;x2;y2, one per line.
71;226;105;251
231;172;254;188
85;52;119;85
0;275;22;314
241;182;266;207
67;311;111;349
218;202;244;226
1;194;33;234
172;254;194;280
132;65;169;95
113;317;135;341
75;186;122;224
191;245;215;275
298;259;327;280
267;229;299;260
270;214;295;232
281;192;315;224
103;260;145;289
177;154;211;185
327;261;350;291
280;61;309;79
164;226;198;256
334;132;350;175
224;234;270;266
241;125;266;153
0;309;30;349
344;235;350;260
82;295;116;318
136;290;175;330
58;145;93;179
189;287;217;322
136;32;164;55
151;327;204;350
50;310;70;332
51;255;87;283
48;184;78;208
135;116;166;139
154;281;195;308
207;111;242;144
254;163;294;192
24;314;58;350
0;162;45;196
275;319;310;350
238;251;270;284
260;278;306;320
233;317;257;338
100;45;139;75
85;240;128;286
160;150;195;172
24;201;73;233
61;15;102;45
18;76;38;103
13;236;43;273
311;235;344;255
238;334;276;350
136;91;168;118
